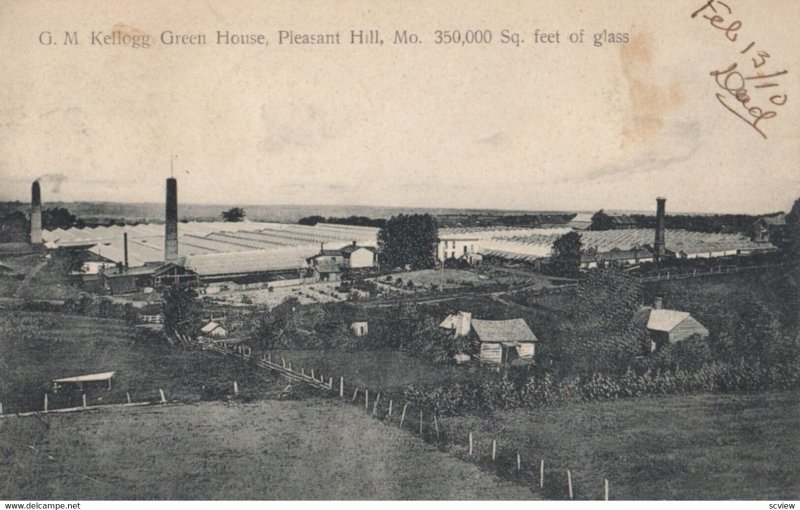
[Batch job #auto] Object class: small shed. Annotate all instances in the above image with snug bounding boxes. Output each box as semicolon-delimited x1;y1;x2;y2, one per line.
351;321;369;337
51;371;116;393
312;260;341;282
646;308;709;352
201;321;228;338
471;318;538;365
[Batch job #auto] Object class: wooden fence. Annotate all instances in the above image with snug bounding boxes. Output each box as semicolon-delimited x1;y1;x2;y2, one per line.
640;263;778;282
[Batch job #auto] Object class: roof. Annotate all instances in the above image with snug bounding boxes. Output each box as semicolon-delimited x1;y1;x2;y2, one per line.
184;246;316;276
314;260;341;273
646;309;692;332
340;244;375;255
471;318;538;343
754;214;786;227
52;371;116;383
44;221;378;268
201;321;223;333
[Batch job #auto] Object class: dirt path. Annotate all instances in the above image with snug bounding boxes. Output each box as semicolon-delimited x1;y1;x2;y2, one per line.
12;260;48;298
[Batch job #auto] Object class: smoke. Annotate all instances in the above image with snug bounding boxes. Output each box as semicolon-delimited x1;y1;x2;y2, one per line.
35;173;67;194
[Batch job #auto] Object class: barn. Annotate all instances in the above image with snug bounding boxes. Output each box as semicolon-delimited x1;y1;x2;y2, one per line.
472;318;538;364
646;299;709;352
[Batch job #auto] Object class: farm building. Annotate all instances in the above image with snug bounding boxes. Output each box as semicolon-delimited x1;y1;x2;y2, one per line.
350;321;369;336
312;260;341;282
645;298;709;353
752;213;786;243
473;318;538;365
567;212;593;230
440;312;538;365
339;242;378;268
439;311;473;337
200;321;228;338
306;241;378;271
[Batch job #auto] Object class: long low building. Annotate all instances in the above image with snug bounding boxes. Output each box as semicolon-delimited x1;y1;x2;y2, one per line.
46;221;379;281
438;227;775;266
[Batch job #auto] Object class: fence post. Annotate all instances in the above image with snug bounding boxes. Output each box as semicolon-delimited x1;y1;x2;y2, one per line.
419;410;423;435
373;393;380;417
469;431;473;455
492;440;496;461
126;392;131;404
400;403;408;427
0;402;3;414
301;368;305;376
281;357;286;368
311;369;315;379
82;394;87;408
352;388;359;401
339;377;344;398
540;459;544;488
288;362;292;371
605;479;609;501
268;352;272;362
567;469;573;500
433;414;440;440
233;381;239;396
388;399;393;419
517;453;521;471
44;393;48;412
328;377;333;389
365;389;369;410
159;389;166;404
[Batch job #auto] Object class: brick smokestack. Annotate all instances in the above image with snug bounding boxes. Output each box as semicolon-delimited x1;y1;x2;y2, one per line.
654;197;666;262
165;177;179;262
123;232;129;270
30;181;42;245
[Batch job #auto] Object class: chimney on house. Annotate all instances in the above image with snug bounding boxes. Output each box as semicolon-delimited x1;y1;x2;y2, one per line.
352;240;357;247
123;232;129;270
164;177;179;262
455;311;472;337
320;242;324;253
654;296;663;310
654;197;666;262
30;181;42;245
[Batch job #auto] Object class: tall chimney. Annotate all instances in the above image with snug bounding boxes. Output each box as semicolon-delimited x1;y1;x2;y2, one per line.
30;181;42;245
654;296;663;310
165;177;179;262
654;197;666;262
123;232;129;270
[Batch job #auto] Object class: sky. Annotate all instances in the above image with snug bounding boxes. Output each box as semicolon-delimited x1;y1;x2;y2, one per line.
0;0;798;214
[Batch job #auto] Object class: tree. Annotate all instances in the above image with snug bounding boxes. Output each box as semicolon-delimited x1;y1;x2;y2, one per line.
298;215;325;226
785;198;800;263
589;209;614;231
377;214;438;270
42;207;78;230
550;231;582;278
161;285;202;338
221;207;246;222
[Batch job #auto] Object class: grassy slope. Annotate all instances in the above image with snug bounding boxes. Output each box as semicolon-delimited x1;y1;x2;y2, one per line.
0;399;534;500
439;391;800;500
270;349;474;390
0;311;288;413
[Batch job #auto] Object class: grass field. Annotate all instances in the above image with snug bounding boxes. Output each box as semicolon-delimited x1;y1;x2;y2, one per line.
270;349;474;390
0;399;534;500
438;390;800;500
0;311;289;413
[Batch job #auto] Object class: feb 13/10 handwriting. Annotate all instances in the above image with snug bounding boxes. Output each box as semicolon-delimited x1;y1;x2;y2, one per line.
691;0;789;140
